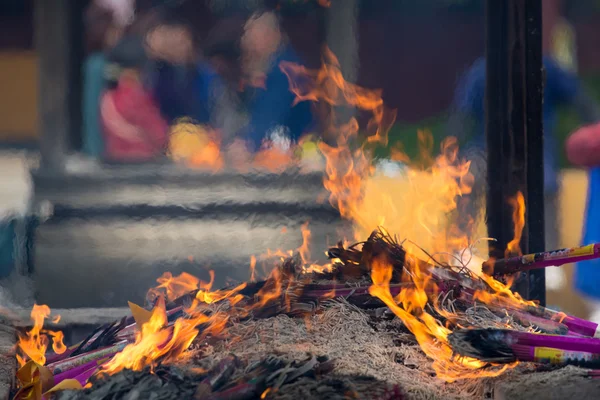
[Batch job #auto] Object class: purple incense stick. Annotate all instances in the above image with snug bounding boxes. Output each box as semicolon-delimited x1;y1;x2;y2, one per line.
47;342;128;375
483;243;600;276
52;357;109;385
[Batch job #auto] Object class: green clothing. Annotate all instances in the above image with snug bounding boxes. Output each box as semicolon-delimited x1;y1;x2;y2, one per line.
82;53;107;157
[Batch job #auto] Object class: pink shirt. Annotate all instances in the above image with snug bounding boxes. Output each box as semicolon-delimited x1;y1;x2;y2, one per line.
101;76;169;162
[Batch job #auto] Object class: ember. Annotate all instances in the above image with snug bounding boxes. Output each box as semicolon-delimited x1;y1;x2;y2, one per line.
10;47;600;400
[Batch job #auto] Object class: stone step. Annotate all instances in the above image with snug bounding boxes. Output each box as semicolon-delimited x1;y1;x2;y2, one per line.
31;167;349;309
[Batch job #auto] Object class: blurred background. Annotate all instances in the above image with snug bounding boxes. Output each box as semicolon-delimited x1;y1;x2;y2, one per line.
0;0;599;317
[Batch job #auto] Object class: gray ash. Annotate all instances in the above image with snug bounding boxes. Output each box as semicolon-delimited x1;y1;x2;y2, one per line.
55;365;205;400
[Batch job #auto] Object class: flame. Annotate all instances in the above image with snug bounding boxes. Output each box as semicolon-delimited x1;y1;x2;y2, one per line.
506;191;526;257
369;258;513;381
16;304;66;367
280;47;396;224
280;47;524;381
102;297;225;375
250;255;258;282
297;222;312;265
103;254;291;374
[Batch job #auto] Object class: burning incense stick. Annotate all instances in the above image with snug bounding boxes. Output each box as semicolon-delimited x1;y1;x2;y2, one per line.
482;243;600;276
448;328;600;368
47;342;128;375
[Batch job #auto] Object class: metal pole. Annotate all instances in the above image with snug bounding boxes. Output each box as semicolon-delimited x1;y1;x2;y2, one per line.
485;0;545;304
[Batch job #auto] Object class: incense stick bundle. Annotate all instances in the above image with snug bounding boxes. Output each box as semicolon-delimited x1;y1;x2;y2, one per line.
482;243;600;276
45;306;184;366
448;328;600;368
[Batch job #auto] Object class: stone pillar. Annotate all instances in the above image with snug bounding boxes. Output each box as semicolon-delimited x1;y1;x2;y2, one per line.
35;0;72;173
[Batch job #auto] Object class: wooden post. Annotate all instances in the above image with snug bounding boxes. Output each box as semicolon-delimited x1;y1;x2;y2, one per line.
35;0;72;173
485;0;545;304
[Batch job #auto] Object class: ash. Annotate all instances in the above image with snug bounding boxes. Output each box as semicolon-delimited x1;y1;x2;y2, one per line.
57;302;511;400
56;366;203;400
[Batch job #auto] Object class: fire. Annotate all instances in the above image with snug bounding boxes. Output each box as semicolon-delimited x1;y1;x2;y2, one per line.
506;191;526;257
280;47;526;381
369;258;513;381
102;297;225;375
280;47;396;224
16;304;66;367
103;247;293;374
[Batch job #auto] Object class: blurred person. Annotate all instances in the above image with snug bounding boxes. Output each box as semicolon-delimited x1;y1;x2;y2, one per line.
203;10;314;153
565;123;600;322
144;16;214;125
202;14;252;151
100;36;169;162
82;0;133;158
239;10;313;151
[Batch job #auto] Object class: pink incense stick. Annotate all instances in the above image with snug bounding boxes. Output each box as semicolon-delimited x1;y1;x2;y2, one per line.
47;342;128;375
483;243;600;276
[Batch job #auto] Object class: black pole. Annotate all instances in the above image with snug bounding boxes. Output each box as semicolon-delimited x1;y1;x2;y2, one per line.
485;0;545;305
524;0;546;305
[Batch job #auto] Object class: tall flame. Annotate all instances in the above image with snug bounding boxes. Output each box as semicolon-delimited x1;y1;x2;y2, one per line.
506;191;526;257
280;47;525;381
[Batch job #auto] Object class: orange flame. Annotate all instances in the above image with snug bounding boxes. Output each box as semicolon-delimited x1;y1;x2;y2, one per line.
16;304;66;367
102;297;226;374
369;258;513;381
280;47;525;381
506;191;526;257
280;48;396;224
103;254;292;374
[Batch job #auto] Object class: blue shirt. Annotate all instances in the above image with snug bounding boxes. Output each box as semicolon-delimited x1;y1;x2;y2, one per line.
242;46;314;150
152;61;212;124
454;56;581;193
575;167;600;299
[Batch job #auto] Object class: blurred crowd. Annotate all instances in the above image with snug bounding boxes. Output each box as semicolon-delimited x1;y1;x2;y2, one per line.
82;0;314;164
